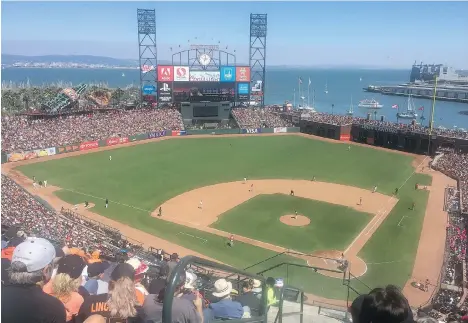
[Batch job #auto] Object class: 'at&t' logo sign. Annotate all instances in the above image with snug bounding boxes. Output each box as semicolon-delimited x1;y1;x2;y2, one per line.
158;66;174;82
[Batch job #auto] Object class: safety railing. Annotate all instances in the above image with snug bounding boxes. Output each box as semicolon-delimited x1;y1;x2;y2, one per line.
163;255;306;323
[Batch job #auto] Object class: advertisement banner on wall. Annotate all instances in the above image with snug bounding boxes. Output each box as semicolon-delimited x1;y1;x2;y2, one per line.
142;85;156;95
7;147;57;162
148;131;166;139
157;66;174;82
236;67;251;82
57;144;80;154
79;141;99;151
158;82;172;102
340;134;351;141
106;137;129;146
242;128;262;134
220;66;236;82
237;83;250;101
189;71;220;82
274;127;287;133
171;130;187;136
174;66;190;82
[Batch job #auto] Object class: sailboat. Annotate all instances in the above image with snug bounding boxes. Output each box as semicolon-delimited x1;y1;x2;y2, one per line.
347;96;354;115
359;77;362;82
324;81;328;94
397;94;418;119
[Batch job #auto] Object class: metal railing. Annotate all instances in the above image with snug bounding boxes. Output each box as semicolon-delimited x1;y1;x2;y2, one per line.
163;255;305;323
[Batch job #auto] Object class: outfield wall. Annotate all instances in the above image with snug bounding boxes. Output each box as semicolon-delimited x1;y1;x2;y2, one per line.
2;127;300;163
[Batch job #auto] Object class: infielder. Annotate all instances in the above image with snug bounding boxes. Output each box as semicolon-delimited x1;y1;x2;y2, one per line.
199;200;203;209
249;184;253;192
292;211;298;219
43;180;47;188
243;177;247;184
372;185;377;193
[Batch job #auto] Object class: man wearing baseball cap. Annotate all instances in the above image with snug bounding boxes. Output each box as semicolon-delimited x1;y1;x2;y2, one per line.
1;237;67;323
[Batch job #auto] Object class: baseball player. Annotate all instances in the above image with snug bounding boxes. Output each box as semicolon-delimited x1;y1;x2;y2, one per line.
372;185;377;193
229;234;234;247
158;206;162;217
199;200;203;209
348;145;351;151
290;189;295;196
292;211;298;219
359;197;362;205
243;177;247;184
43;180;47;188
109;155;112;161
105;198;109;208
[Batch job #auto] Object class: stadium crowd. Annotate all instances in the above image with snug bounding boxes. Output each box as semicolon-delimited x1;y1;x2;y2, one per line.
295;112;468;140
434;152;468;214
1;109;184;153
231;108;293;129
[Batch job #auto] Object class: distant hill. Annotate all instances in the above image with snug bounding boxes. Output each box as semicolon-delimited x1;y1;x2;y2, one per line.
1;54;140;67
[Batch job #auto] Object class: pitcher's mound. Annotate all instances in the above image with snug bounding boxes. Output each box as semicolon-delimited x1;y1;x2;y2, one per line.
280;215;310;226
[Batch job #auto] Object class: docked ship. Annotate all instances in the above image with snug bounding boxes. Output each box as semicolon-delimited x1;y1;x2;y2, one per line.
358;98;383;109
396;95;418;119
363;62;468;104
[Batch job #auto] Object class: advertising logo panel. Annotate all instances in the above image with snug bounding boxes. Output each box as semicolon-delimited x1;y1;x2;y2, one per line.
157;66;174;82
148;131;166;139
242;128;262;134
106;137;129;146
274;127;287;133
142;85;156;95
236;67;251;82
174;66;190;82
220;66;236;82
79;141;99;151
189;71;220;82
158;82;172;102
237;83;250;101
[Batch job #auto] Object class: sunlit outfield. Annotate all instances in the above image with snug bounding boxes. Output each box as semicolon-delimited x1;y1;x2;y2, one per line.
18;135;431;300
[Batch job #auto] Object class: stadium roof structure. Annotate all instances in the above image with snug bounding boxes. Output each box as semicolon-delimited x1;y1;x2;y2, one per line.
41;83;87;113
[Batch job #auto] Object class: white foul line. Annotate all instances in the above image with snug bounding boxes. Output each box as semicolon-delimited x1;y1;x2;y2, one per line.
344;156;428;254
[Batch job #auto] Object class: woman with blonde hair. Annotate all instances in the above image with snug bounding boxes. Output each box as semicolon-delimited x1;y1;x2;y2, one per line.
43;254;86;322
77;263;143;323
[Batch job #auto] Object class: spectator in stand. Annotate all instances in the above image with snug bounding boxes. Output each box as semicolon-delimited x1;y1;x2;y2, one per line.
126;258;149;304
83;262;110;295
77;263;142;323
350;285;414;323
148;262;169;297
236;279;262;316
204;278;244;320
266;277;278;307
43;254;87;322
2;238;67;323
141;270;203;323
167;252;179;279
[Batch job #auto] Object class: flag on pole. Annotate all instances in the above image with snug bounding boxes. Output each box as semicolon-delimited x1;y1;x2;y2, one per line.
308;77;312;86
299;77;303;84
391;104;398;109
418;106;424;110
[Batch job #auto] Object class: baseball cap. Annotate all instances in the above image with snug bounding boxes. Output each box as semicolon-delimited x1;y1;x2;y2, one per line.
57;255;86;279
110;263;135;281
88;262;110;278
12;238;56;272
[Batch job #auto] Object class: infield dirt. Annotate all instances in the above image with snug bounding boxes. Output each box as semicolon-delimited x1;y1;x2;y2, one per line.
1;133;454;307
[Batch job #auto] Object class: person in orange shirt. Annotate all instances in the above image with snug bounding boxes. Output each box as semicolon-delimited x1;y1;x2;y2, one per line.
87;250;102;264
1;237;25;261
43;255;86;322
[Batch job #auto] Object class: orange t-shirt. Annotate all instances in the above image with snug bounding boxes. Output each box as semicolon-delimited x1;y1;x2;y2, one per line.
43;281;84;322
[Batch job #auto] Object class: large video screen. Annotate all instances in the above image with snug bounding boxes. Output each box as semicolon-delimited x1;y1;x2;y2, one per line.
173;82;235;102
193;105;219;117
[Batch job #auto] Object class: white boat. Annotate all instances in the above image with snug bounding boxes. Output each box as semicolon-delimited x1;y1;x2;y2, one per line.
122;73;125;77
396;94;418;119
358;98;383;109
324;81;328;94
359;77;362;82
347;96;354;115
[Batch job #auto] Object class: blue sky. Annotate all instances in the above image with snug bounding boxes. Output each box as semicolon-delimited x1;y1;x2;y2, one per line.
2;1;467;68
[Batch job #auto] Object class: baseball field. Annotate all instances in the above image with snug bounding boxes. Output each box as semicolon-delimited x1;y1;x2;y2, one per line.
11;134;440;303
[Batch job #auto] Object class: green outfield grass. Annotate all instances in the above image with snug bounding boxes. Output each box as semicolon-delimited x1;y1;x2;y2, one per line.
17;135;432;300
212;194;371;253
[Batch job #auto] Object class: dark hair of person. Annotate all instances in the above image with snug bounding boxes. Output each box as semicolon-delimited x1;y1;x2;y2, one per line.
358;285;411;323
266;277;275;287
